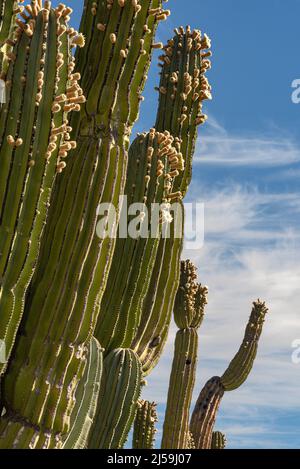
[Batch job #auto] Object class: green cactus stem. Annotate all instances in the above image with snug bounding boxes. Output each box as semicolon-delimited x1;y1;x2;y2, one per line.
190;301;269;449
0;1;22;48
0;0;163;449
221;300;269;391
133;400;158;449
62;337;103;450
190;376;225;450
155;26;212;195
95;129;184;351
88;348;142;449
174;260;208;330
211;431;227;450
131;27;212;374
0;1;84;376
161;261;208;449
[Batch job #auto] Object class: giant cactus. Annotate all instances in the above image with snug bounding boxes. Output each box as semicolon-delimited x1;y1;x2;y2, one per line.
0;0;270;451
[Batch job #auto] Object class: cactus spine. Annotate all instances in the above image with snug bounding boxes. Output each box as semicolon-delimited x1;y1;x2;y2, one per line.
133;400;158;449
161;261;208;449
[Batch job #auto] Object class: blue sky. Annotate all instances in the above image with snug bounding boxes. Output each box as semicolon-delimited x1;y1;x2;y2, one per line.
57;1;300;449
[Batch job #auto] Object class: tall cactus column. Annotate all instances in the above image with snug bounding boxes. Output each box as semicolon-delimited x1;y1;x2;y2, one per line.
161;261;208;449
190;301;269;449
132;27;212;375
95;130;184;351
0;1;84;376
0;1;22;48
0;0;164;449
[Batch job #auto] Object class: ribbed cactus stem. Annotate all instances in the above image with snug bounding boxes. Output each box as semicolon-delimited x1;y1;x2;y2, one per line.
211;431;227;450
161;261;208;449
0;0;163;449
95;129;184;351
0;1;23;49
133;400;158;449
221;300;269;391
88;348;142;449
155;26;212;195
161;328;199;449
190;377;225;449
190;301;269;449
0;2;84;376
174;260;208;330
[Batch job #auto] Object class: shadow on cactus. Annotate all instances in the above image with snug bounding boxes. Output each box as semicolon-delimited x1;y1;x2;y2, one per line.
0;0;269;450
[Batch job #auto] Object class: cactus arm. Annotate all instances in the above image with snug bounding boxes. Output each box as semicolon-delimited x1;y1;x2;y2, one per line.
88;348;142;449
95;130;183;351
0;1;20;46
62;337;103;449
190;377;225;449
211;431;227;450
131;27;212;375
133;400;158;450
190;301;269;449
0;4;83;375
161;261;208;449
161;329;198;449
221;300;269;391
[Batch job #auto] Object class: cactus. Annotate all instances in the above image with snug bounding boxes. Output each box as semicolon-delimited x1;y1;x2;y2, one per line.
0;0;166;449
88;348;142;449
95;130;184;351
0;1;22;49
211;431;227;450
190;301;269;449
132;26;212;376
133;400;158;449
0;1;84;376
0;0;270;452
161;261;208;449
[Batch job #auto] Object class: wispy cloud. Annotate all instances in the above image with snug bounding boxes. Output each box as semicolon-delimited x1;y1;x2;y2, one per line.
196;118;300;167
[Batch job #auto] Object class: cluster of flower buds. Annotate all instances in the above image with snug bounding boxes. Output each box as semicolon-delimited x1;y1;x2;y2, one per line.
157;25;212;129
2;2;86;173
